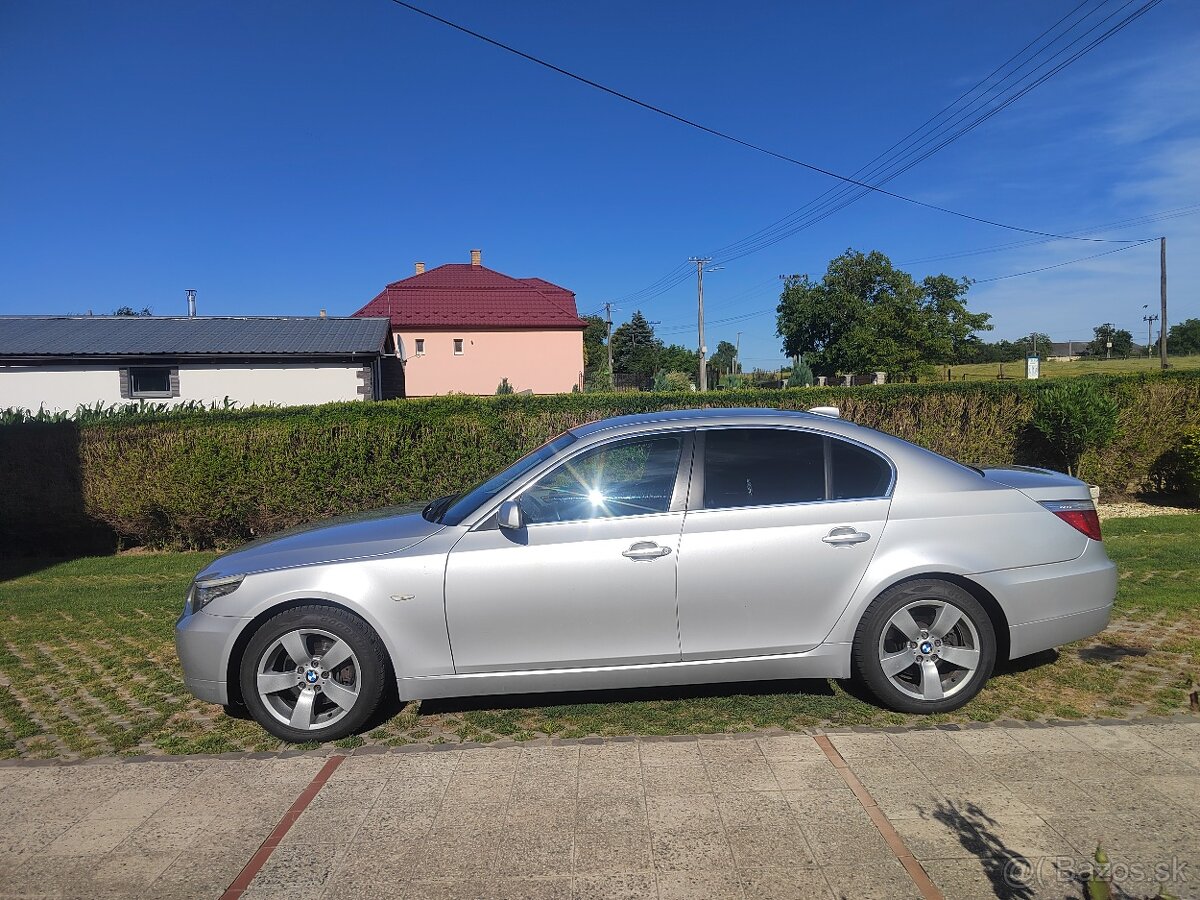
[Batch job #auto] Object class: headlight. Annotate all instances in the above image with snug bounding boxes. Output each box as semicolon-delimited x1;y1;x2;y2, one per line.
190;576;244;614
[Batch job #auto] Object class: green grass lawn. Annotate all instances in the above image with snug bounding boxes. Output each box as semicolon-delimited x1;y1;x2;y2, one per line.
1;515;1196;759
919;354;1200;382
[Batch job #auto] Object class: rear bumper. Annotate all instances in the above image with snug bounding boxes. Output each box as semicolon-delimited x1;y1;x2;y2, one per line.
175;609;246;706
970;540;1117;660
1008;604;1112;659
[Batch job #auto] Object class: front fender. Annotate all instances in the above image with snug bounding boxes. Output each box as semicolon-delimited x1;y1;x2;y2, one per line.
201;551;454;687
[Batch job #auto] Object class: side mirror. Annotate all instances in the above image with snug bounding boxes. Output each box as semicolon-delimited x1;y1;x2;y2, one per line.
497;499;524;530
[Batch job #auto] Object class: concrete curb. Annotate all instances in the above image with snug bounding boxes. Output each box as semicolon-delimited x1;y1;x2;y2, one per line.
0;712;1194;768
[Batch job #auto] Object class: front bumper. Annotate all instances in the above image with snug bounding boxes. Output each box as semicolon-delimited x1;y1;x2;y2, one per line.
175;609;247;706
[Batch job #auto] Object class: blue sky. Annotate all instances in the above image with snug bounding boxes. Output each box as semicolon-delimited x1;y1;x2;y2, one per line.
2;1;1197;368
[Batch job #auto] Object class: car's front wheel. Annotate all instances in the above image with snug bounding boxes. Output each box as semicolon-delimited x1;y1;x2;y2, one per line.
239;605;386;743
853;579;996;714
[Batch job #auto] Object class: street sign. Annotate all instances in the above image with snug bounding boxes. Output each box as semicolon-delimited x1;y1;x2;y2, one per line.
1026;354;1040;380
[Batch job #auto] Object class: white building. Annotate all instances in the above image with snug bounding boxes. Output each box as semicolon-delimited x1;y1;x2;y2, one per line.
0;316;397;413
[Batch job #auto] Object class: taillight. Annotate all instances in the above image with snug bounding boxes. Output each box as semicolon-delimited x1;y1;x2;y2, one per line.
1040;500;1103;541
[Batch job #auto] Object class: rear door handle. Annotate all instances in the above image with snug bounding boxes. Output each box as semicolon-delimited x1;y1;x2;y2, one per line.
822;527;871;545
622;541;672;560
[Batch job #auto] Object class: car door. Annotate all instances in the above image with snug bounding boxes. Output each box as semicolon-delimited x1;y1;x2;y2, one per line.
676;427;893;660
443;431;692;673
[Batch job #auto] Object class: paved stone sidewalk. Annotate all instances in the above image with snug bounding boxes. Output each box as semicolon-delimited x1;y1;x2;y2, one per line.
0;721;1197;899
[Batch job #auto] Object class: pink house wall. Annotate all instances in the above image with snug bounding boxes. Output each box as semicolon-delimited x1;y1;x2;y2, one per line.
397;328;583;396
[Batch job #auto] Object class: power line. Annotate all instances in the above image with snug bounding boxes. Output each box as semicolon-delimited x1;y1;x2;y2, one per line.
899;204;1200;265
386;0;1158;244
704;0;1163;264
972;238;1157;282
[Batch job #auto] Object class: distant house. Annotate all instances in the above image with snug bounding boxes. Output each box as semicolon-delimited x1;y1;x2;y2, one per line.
352;249;586;396
0;315;396;412
1047;341;1083;361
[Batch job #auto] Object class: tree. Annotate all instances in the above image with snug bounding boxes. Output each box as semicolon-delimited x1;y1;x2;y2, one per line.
611;311;663;377
1086;323;1133;358
707;340;737;382
658;344;699;376
581;315;608;373
113;306;152;316
1013;333;1054;356
495;377;514;395
1168;318;1200;355
776;250;991;379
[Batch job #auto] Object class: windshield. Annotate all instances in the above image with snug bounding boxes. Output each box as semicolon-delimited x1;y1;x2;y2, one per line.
436;431;578;525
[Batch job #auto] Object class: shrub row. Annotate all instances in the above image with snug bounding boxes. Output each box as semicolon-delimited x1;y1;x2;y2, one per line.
2;372;1198;552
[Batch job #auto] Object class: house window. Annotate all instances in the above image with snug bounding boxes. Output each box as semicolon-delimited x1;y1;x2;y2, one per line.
125;366;178;399
414;338;425;355
453;339;464;355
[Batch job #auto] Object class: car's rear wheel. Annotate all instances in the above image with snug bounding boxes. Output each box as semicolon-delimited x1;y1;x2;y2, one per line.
853;579;996;714
240;605;386;743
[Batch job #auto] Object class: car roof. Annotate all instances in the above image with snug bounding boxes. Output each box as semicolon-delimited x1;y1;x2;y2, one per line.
570;407;830;438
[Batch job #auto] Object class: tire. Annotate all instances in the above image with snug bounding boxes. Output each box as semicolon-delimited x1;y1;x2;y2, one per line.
239;604;387;743
853;579;996;714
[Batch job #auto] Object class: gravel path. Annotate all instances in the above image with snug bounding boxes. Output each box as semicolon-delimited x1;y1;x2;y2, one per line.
1097;500;1196;519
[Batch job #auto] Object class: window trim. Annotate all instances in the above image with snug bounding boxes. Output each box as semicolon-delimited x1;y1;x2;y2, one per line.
688;425;894;513
120;365;179;400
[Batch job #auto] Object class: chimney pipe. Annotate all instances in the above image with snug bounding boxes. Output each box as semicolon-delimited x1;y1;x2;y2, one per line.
470;249;481;267
185;289;197;317
415;261;425;275
319;308;327;318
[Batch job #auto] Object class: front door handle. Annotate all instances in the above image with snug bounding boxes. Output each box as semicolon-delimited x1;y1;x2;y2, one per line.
622;541;672;560
822;526;871;545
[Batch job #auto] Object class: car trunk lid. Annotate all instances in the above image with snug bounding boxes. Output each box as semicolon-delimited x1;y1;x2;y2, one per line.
980;466;1092;502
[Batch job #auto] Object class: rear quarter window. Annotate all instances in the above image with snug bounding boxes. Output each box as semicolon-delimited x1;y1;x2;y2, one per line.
830;438;892;499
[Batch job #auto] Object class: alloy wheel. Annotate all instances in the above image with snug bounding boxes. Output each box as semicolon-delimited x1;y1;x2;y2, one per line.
876;599;981;702
254;627;361;731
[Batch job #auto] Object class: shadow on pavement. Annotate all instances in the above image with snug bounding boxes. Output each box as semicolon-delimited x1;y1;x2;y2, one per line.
929;799;1040;899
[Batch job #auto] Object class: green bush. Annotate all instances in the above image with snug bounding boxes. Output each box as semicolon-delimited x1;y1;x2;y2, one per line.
1152;426;1200;500
653;370;694;392
786;360;815;387
3;372;1199;551
495;378;514;395
1029;378;1120;480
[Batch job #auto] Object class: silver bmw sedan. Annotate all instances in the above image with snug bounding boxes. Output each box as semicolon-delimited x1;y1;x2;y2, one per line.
176;407;1116;742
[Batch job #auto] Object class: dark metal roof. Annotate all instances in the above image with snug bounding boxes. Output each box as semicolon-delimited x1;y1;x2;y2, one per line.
0;316;391;357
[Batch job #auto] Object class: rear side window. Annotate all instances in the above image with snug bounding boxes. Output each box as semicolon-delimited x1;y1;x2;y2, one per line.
830;438;892;500
703;430;825;508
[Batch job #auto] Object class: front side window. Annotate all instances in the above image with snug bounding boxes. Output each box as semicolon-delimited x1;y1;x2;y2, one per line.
414;338;425;355
703;429;825;509
129;366;173;398
520;435;684;524
439;432;578;525
453;338;464;355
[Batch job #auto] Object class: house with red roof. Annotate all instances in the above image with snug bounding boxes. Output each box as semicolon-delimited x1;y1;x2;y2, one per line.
353;249;587;397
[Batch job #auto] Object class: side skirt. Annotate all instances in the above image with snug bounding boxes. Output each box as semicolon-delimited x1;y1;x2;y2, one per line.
396;644;852;701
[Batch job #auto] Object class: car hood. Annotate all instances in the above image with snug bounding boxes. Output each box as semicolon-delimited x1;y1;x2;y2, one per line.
196;503;445;581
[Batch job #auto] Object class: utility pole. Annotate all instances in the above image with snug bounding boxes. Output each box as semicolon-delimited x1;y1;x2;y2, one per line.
604;302;614;376
734;331;742;375
1160;236;1168;369
1143;313;1159;358
689;257;712;391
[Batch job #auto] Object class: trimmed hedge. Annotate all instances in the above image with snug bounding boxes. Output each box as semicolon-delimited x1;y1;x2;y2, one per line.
3;372;1199;552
